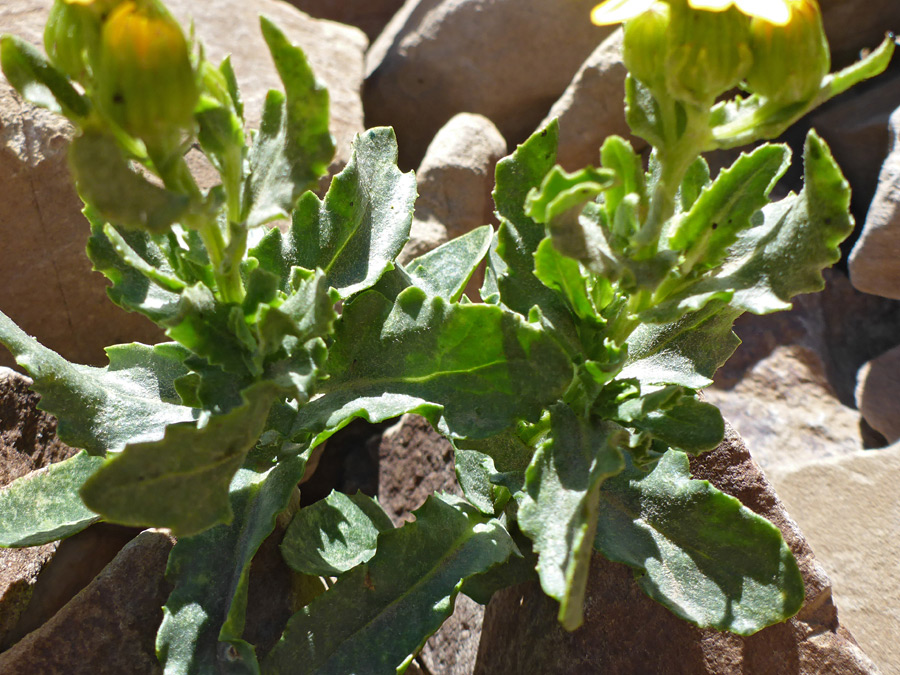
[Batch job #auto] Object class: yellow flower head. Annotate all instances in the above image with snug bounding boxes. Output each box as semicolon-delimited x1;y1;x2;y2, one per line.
592;0;794;26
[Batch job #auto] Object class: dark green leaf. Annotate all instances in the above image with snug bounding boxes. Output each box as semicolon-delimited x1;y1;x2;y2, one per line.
70;130;190;234
533;238;607;322
405;225;493;301
264;495;517;674
595;450;805;634
625;75;665;148
0;35;89;119
157;455;306;675
517;404;625;630
250;128;414;299
678;157;711;212
291;286;573;444
80;383;277;536
0;314;197;454
281;490;393;577
255;267;336;359
0;452;104;547
611;387;724;453
243;17;334;227
453;447;501;516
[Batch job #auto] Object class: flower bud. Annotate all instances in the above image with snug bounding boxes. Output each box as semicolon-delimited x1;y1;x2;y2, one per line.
43;0;101;80
97;0;198;144
665;2;753;105
622;2;670;91
744;0;830;104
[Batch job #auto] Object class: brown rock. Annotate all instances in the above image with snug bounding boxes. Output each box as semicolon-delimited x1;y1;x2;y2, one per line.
540;29;646;172
768;444;900;675
401;113;506;264
820;0;900;68
364;0;614;169
850;104;900;300
0;0;366;368
475;424;878;674
856;345;900;444
0;530;175;675
283;0;405;41
378;414;482;674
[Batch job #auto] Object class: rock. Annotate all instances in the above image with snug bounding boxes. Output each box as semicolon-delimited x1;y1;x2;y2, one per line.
378;414;481;674
856;345;900;444
540;29;646;172
0;530;175;675
364;0;614;169
850;105;900;300
401;113;506;263
768;443;900;675
283;0;405;41
475;424;879;674
703;345;864;471
0;0;366;368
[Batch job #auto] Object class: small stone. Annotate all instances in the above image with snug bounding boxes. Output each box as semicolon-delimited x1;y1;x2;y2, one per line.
401;113;506;263
856;345;900;444
283;0;405;41
540;28;647;172
364;0;614;169
475;424;880;674
849;105;900;300
768;443;900;675
0;530;175;675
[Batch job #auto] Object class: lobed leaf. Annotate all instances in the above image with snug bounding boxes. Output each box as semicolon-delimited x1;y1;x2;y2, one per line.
404;225;493;302
595;450;805;635
0;452;104;547
281;490;393;577
263;495;517;674
157;455;307;675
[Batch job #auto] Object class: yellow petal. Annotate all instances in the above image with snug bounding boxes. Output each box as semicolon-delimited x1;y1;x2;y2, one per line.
735;0;791;24
591;0;656;26
687;0;734;11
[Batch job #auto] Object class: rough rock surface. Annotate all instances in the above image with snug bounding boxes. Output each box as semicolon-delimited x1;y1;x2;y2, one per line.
401;113;506;263
856;345;900;444
475;424;879;674
0;0;366;368
704;345;864;470
540;29;644;172
364;0;614;169
850;105;900;299
0;368;77;645
378;414;482;675
769;444;900;675
0;530;175;675
284;0;405;40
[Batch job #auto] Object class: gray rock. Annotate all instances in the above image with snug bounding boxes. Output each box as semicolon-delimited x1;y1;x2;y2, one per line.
850;105;900;300
540;28;646;172
401;113;506;264
0;0;366;368
364;0;614;169
475;424;879;674
769;443;900;675
856;345;900;444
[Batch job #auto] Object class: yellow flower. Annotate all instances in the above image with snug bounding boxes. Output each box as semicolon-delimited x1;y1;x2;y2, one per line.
592;0;792;26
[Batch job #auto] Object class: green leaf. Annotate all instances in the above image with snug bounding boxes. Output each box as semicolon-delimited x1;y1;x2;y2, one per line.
517;404;625;630
487;121;580;354
157;455;306;675
69;130;190;234
405;225;493;302
0;315;197;454
678;157;711;213
454;447;501;516
524;165;615;225
651;131;854;318
600;135;647;222
263;495;517;675
621;301;742;389
595;450;805;635
243;17;334;227
0;452;104;547
250;128;415;299
668;144;790;263
0;35;89;119
533;238;608;322
281;490;393;577
455;426;536;498
625;75;665;148
79;383;277;536
291;286;573;444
